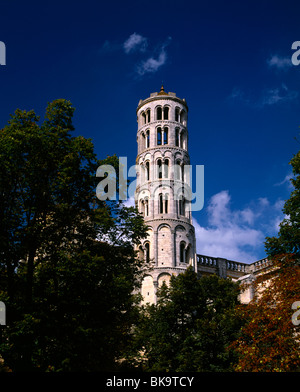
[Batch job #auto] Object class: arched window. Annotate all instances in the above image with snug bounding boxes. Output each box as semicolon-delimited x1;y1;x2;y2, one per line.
147;109;151;123
180;131;184;148
142;132;146;150
138;246;144;261
164;106;169;120
180;242;186;263
157;127;162;145
142;112;146;125
175;107;180;122
181;163;185;182
179;195;185;216
180;110;186;125
185;245;191;264
159;193;168;214
164;159;169;179
157;159;162;179
182;197;185;215
159;193;163;214
146;130;150;148
145;161;150;181
145;242;150;263
175;128;179;147
145;198;149;216
164;193;169;214
175;160;181;180
140;199;145;215
163;127;168;145
157;107;162;120
140;163;144;183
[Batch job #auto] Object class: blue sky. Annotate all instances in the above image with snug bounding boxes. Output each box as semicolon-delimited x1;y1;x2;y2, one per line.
1;0;300;262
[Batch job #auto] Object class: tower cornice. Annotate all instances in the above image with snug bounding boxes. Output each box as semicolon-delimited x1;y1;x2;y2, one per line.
136;94;188;114
136;145;190;161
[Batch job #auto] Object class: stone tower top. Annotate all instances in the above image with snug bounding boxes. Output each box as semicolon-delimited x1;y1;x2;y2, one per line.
136;86;188;113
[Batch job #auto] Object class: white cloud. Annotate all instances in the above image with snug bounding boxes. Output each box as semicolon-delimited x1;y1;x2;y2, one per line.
267;55;292;70
228;84;298;108
136;50;167;75
101;34;172;77
193;190;285;263
123;33;148;54
123;196;135;208
136;37;172;76
261;83;298;106
274;171;294;189
258;197;270;208
194;218;262;263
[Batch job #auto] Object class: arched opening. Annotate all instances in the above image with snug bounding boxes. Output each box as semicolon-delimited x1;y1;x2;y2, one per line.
146;130;150;148
175;107;180;122
164;159;169;178
145;242;150;263
145;161;150;181
180;110;186;125
141;112;146;125
163;106;169;120
157;159;162;179
145;197;149;216
159;193;163;214
147;109;151;123
185;245;191;264
175;128;179;147
164;193;169;214
138;246;144;261
156;107;162;120
175;159;181;180
158;273;171;287
179;195;185;216
139;198;145;215
141;132;146;150
163;127;168;145
180;242;186;263
180;131;184;148
157;127;162;145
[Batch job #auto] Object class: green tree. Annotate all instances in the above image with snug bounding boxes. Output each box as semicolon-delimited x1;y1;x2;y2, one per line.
129;267;242;371
265;150;300;257
231;148;300;372
230;254;300;372
0;100;147;371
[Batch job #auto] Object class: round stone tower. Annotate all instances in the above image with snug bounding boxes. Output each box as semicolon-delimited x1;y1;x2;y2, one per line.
135;85;197;304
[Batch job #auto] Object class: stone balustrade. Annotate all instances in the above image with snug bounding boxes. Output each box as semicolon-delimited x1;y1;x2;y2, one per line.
197;254;272;278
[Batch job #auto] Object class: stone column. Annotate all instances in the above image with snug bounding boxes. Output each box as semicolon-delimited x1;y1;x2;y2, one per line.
154;230;158;267
217;258;227;279
172;230;176;267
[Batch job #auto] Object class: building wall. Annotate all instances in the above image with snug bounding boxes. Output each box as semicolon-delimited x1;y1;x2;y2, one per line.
197;254;273;304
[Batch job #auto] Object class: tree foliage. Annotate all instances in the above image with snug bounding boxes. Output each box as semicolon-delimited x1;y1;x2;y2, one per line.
265;150;300;257
231;147;300;372
0;100;147;371
230;254;300;372
128;267;242;372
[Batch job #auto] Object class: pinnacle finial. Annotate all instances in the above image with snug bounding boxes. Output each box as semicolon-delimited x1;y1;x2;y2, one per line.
158;82;168;95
